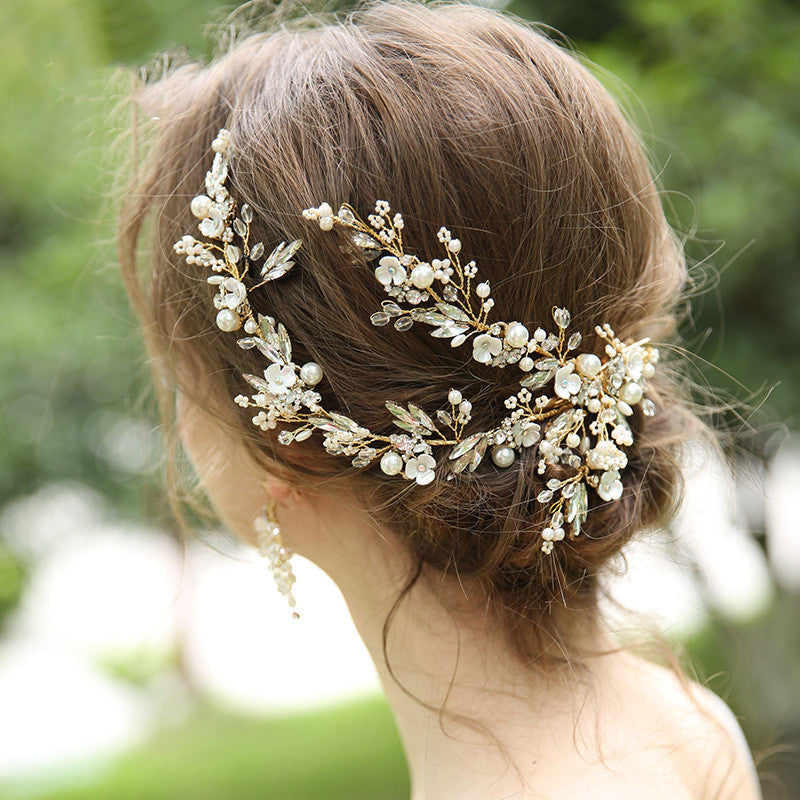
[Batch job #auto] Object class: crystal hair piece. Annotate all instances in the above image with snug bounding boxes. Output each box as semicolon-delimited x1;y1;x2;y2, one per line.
173;128;659;554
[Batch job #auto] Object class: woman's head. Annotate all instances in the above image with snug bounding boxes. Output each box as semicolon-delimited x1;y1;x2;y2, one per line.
119;0;708;666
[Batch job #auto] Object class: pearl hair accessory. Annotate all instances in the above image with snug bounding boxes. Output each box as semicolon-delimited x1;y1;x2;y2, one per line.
174;128;659;555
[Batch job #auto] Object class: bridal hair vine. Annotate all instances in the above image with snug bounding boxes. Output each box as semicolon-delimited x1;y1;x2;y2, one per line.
173;128;659;555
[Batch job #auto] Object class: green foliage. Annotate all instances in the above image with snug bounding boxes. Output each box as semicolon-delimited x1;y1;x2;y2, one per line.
21;695;410;800
510;0;800;428
0;544;28;629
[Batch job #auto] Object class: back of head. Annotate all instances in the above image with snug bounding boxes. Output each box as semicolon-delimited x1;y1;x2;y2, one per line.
119;0;706;664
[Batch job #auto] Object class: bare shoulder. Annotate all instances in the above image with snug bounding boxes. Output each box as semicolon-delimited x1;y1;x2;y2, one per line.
608;653;762;800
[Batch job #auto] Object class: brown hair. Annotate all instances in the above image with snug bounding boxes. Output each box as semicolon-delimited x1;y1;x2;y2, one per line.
118;0;719;677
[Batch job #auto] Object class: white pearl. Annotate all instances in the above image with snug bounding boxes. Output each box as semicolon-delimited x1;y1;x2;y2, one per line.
190;194;213;219
504;322;529;349
576;353;602;378
643;363;655;378
566;433;581;448
410;263;434;289
617;400;634;416
319;216;334;231
619;382;643;405
447;238;461;254
448;389;462;405
519;357;534;372
216;308;241;332
380;451;403;475
318;202;332;216
491;445;516;468
587;398;602;413
476;282;491;298
300;361;324;385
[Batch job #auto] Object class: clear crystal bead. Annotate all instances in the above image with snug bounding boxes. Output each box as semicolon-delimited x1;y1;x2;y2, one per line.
338;206;355;224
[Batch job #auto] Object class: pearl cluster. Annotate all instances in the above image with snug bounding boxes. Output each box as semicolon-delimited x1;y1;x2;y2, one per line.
175;127;661;557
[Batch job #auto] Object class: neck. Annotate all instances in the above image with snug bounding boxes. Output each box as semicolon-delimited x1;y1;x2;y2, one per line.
310;496;611;800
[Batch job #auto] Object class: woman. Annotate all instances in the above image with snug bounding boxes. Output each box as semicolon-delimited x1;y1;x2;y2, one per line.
118;1;762;797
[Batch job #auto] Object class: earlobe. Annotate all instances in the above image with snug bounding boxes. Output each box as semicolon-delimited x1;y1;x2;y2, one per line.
261;479;302;509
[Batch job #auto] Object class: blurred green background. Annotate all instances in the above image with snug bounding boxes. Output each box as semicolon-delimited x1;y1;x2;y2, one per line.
0;0;798;797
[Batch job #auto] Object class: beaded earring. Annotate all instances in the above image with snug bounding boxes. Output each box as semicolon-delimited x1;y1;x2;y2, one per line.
253;491;300;619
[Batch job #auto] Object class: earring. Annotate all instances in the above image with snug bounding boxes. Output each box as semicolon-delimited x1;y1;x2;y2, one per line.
253;493;300;619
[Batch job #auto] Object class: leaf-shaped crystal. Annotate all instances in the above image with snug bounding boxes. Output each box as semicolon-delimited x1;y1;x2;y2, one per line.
241;204;253;223
259;313;275;338
243;373;270;393
237;337;258;350
449;431;485;460
233;218;247;237
568;332;582;350
385;401;427;436
451;450;476;473
370;312;390;326
254;339;284;365
394;316;414;331
262;261;295;282
520;370;554;389
352;231;380;250
307;416;344;433
407;403;439;434
276;321;292;362
261;240;301;281
436;302;470;322
250;242;265;260
534;358;559;371
468;436;487;471
431;323;470;338
548;410;578;438
328;412;362;434
412;310;448;325
567;482;588;534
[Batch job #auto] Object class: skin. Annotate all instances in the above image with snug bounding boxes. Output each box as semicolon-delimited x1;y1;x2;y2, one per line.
177;390;762;800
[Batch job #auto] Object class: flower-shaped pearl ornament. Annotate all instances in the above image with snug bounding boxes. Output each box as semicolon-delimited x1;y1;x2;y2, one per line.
264;363;296;394
405;454;437;485
473;333;503;364
554;364;582;399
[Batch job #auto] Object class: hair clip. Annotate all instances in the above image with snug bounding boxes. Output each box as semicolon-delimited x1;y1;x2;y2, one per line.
174;128;658;554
